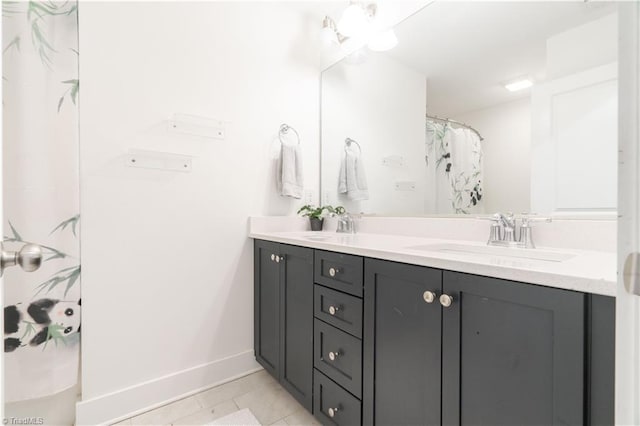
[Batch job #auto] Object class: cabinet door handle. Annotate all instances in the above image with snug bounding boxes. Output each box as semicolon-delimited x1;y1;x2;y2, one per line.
439;294;454;308
329;267;340;277
275;255;285;263
328;407;339;418
328;305;340;315
328;350;341;361
270;254;275;261
423;291;436;303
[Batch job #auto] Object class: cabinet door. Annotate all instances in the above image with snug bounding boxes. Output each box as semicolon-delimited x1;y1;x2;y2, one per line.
254;240;281;378
587;295;615;426
442;271;585;426
364;259;442;426
280;244;314;410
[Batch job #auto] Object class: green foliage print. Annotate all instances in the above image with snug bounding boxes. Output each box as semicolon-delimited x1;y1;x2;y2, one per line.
2;0;79;111
4;215;81;297
426;121;483;214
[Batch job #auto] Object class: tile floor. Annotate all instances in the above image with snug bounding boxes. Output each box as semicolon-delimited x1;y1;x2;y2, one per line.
112;370;319;426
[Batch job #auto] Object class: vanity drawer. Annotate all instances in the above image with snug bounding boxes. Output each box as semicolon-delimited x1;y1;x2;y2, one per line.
314;285;363;338
314;369;362;426
314;319;362;398
314;250;363;297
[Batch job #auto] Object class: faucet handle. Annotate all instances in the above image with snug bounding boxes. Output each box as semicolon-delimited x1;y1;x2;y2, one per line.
520;213;552;226
518;214;551;249
477;215;503;244
475;214;501;222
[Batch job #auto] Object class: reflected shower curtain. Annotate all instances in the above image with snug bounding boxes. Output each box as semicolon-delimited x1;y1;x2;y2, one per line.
3;1;80;401
425;121;483;214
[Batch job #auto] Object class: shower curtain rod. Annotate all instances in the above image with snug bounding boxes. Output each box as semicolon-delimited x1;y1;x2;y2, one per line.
426;113;484;141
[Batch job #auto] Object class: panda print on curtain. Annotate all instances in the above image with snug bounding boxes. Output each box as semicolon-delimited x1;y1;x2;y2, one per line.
2;1;81;401
425;120;484;214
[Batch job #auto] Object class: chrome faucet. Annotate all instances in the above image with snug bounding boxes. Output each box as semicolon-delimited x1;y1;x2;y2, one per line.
336;212;356;234
495;212;516;242
484;213;551;249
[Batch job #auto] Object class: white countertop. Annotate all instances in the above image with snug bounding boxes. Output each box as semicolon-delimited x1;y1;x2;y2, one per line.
249;230;616;297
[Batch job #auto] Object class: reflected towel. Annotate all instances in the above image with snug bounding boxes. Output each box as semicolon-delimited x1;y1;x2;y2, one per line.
276;143;303;199
338;149;369;201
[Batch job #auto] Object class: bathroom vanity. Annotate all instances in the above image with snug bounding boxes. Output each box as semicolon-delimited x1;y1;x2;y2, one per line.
252;229;615;426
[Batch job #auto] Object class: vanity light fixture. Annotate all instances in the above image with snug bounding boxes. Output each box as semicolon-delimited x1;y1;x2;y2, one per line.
504;78;534;92
321;2;398;53
321;16;340;46
367;28;398;51
338;3;373;38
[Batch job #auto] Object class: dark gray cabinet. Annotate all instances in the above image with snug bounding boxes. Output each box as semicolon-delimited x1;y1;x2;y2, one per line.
254;240;313;410
586;294;615;426
312;251;365;425
363;259;614;426
363;259;443;426
442;271;585;426
254;241;615;426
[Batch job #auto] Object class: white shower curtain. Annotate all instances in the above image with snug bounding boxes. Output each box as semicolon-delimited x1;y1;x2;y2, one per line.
425;120;483;214
3;1;81;401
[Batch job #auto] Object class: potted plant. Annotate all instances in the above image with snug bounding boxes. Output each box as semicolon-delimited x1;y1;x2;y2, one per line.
297;205;327;231
297;205;346;231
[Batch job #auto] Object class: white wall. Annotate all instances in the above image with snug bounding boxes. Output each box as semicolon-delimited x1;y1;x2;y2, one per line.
531;12;618;216
546;12;618;80
77;2;320;423
321;53;426;215
454;98;531;214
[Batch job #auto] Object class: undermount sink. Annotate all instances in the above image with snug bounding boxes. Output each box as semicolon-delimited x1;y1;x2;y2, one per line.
296;232;339;242
406;243;576;263
304;234;335;241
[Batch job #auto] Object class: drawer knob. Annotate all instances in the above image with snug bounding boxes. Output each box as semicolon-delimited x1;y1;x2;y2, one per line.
439;294;454;308
328;407;339;418
328;351;341;361
329;267;340;277
423;291;436;303
328;305;340;315
271;254;275;261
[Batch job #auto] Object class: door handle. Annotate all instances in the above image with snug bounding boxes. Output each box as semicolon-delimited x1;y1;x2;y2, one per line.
1;242;43;276
623;252;640;296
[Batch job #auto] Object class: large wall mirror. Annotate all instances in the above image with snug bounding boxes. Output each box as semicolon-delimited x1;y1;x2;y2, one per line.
320;1;618;217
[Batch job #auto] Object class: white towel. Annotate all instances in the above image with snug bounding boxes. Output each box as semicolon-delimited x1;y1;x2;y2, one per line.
276;143;303;199
338;149;369;201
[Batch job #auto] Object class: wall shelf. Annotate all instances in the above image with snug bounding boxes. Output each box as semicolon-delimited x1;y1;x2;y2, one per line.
126;149;193;173
168;113;226;140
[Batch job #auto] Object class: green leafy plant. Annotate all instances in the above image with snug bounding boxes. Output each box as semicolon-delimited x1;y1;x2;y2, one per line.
297;205;346;219
297;205;327;220
4;215;81;296
331;206;346;215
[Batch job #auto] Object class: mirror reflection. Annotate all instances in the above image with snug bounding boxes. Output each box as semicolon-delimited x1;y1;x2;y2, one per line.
321;1;618;217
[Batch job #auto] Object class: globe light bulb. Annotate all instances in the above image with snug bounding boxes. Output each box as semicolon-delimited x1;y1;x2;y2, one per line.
338;4;369;38
367;29;398;52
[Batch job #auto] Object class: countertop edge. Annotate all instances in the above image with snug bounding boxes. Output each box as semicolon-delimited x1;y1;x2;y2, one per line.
249;232;616;298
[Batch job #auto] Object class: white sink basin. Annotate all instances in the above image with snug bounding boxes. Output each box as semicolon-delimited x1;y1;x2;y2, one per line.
304;234;335;241
406;243;576;263
294;232;340;242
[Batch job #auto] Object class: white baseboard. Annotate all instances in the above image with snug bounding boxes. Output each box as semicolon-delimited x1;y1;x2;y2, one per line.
75;350;261;425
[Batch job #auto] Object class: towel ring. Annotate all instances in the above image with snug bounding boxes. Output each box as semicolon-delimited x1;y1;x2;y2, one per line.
279;123;300;146
345;137;362;154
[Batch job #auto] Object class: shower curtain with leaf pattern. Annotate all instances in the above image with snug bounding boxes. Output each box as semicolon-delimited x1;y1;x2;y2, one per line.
425;120;484;214
3;1;81;401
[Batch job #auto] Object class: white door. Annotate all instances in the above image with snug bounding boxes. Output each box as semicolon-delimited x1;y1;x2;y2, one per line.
617;3;640;425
